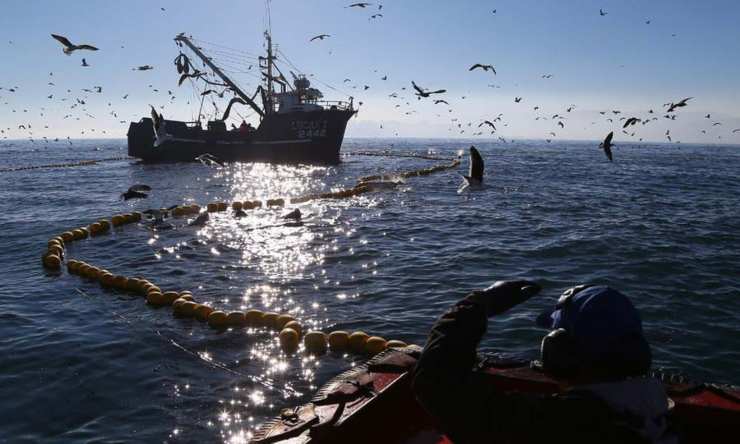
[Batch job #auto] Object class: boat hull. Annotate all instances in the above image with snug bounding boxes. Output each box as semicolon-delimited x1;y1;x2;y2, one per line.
127;109;354;164
251;347;740;444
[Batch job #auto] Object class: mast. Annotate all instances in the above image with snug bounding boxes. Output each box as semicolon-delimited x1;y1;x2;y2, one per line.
265;31;275;115
174;34;265;118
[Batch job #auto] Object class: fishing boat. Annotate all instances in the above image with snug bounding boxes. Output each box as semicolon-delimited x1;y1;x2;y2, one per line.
127;31;356;164
250;346;740;443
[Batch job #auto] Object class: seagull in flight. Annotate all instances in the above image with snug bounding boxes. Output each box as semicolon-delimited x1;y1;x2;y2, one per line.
310;34;331;42
599;9;608;16
133;65;154;71
469;63;496;75
411;81;446;99
347;2;372;8
666;97;692;113
51;34;98;55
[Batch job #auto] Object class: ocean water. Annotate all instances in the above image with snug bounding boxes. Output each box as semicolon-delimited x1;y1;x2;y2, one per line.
1;138;738;443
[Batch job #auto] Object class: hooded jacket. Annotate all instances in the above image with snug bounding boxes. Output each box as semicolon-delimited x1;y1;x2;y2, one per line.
411;295;677;444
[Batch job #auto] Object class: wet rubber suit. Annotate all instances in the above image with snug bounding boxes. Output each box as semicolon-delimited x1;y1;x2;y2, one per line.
411;281;675;444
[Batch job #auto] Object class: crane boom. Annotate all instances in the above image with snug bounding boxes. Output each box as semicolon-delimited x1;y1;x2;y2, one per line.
174;34;265;118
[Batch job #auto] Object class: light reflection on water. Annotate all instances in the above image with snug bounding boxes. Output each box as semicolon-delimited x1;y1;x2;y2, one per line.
3;140;740;443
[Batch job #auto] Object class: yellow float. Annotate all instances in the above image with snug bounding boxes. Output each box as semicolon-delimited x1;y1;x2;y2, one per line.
328;330;350;352
275;314;295;330
194;304;214;321
244;309;264;326
283;320;303;337
207;311;229;329
365;336;388;356
279;328;300;353
385;340;408;349
304;331;328;354
226;311;246;327
348;331;370;354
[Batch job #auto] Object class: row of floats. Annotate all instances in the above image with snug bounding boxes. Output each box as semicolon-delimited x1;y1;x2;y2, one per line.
40;159;461;356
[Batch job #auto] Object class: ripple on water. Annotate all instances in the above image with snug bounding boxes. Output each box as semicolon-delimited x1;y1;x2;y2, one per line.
0;139;739;442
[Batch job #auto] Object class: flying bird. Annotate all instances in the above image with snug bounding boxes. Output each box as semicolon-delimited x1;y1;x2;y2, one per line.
600;131;614;161
51;34;98;55
469;64;496;75
433;99;449;105
479;120;496;130
666;97;692;113
310;34;330;42
459;146;485;193
347;2;372;7
514;97;522;103
599;9;607;16
81;58;90;67
411;81;446;99
623;117;640;128
134;65;154;71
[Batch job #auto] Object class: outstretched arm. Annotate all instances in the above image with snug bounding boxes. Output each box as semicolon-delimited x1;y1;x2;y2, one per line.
411;281;540;443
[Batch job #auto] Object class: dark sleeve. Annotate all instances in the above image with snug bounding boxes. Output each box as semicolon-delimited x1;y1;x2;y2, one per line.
411;293;619;444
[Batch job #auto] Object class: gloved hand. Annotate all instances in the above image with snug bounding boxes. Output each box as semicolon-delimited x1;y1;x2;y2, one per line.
467;280;541;317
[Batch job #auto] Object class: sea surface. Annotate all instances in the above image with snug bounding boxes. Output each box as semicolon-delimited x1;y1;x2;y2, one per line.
1;138;738;443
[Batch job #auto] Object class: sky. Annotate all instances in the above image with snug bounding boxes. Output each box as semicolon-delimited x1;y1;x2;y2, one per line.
1;0;740;144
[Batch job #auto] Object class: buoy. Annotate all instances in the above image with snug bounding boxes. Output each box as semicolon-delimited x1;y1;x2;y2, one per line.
146;285;162;296
78;263;91;277
98;220;111;231
78;227;90;238
207;311;229;329
111;215;124;226
172;297;189;311
226;311;246;327
232;201;243;211
275;314;295;330
194;304;214;321
67;259;81;274
141;282;159;294
348;331;370;354
61;232;74;242
304;331;328;354
161;291;181;305
99;273;115;287
279;328;300;353
48;239;63;249
385;340;408;349
216;202;228;212
261;312;279;329
207;203;218;212
126;278;144;293
244;309;264;326
328;331;350;352
365;336;388;355
112;275;128;290
283;320;303;337
175;301;198;318
89;222;102;235
48;244;64;258
146;291;167;306
267;198;285;207
42;254;61;269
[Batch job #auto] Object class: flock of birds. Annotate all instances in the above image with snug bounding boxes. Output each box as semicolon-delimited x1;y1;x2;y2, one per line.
2;3;739;154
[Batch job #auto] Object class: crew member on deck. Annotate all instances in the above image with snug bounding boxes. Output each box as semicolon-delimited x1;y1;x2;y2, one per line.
239;119;250;134
412;281;676;444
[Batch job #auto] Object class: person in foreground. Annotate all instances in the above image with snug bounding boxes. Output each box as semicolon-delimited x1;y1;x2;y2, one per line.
412;281;677;444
